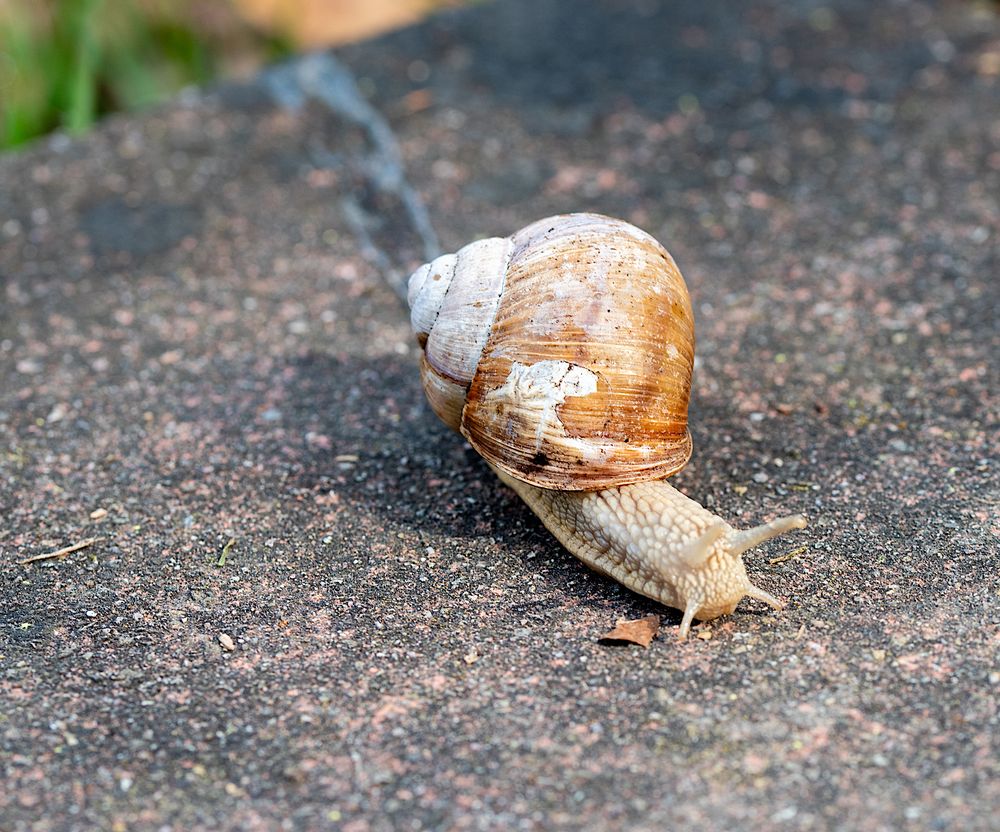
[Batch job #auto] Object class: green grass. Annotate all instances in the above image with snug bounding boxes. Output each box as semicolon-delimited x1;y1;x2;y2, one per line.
0;0;289;151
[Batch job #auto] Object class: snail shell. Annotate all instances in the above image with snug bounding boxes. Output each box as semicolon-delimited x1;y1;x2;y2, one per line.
408;213;694;491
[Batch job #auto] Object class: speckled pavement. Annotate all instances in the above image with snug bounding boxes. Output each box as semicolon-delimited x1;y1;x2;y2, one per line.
1;1;998;830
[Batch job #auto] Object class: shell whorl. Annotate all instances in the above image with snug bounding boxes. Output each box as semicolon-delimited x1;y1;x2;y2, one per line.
408;213;695;491
408;236;514;431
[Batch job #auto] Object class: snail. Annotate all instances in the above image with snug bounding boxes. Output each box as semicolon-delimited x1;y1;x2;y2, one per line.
407;213;806;639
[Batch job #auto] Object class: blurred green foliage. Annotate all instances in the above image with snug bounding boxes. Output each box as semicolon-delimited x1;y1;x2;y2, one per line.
0;0;290;150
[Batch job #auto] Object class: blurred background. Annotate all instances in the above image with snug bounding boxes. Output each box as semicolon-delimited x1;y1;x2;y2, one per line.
0;0;463;151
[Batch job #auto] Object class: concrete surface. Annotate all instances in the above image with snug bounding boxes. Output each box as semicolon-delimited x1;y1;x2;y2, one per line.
1;0;998;830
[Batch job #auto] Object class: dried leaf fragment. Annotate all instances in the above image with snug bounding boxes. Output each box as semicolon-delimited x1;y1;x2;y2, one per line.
216;538;236;568
598;614;661;648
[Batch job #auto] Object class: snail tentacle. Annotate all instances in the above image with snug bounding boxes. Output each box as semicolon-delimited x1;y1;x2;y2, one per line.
678;522;728;568
679;598;703;640
744;583;785;611
728;515;808;558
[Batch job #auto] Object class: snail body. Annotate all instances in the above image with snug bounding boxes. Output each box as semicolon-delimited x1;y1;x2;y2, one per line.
408;214;805;638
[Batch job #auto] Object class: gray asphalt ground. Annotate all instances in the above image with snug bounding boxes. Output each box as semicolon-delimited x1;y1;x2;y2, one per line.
1;1;998;829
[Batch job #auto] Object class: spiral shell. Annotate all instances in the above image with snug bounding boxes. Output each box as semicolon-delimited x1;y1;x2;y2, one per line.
408;213;694;491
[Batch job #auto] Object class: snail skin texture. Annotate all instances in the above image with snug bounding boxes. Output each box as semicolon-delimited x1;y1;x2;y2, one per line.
408;213;806;639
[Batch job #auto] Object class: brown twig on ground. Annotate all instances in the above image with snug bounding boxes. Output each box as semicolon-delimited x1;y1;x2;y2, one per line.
769;545;808;566
18;537;102;565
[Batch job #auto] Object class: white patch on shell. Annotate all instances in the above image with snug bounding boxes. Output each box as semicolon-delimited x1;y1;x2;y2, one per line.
485;360;598;453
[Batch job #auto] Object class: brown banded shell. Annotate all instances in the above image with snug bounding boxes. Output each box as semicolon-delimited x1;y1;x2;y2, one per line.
408;213;695;491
